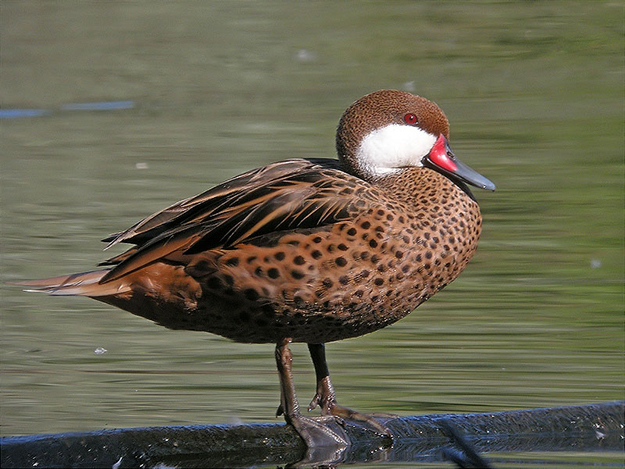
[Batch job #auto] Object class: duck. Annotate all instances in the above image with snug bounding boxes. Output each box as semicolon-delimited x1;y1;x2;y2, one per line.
14;89;495;448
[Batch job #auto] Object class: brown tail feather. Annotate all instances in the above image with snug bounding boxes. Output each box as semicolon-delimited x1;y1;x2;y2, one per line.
9;270;130;297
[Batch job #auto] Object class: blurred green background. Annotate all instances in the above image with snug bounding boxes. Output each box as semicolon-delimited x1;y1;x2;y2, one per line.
1;2;622;455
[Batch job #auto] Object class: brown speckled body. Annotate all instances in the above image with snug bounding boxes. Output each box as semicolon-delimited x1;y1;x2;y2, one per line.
17;89;493;448
102;165;480;344
96;90;483;344
21;89;486;346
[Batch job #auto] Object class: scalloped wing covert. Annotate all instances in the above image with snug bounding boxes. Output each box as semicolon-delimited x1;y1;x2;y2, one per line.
100;159;374;283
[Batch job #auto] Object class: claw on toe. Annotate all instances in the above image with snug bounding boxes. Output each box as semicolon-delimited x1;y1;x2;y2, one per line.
307;392;331;413
326;403;394;438
307;390;393;438
307;395;320;412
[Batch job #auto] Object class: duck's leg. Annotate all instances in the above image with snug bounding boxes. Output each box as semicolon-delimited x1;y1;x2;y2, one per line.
307;343;394;437
275;338;349;447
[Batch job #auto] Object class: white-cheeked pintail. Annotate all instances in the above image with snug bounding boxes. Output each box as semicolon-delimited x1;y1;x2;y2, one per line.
15;90;495;447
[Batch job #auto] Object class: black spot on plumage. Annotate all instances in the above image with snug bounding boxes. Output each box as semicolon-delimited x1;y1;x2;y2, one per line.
291;270;305;280
226;257;239;267
268;268;280;279
244;289;260;301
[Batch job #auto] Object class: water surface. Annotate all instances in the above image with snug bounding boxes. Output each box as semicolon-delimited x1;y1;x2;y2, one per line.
1;1;622;466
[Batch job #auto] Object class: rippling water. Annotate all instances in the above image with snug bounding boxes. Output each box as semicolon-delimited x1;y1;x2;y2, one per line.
1;2;622;466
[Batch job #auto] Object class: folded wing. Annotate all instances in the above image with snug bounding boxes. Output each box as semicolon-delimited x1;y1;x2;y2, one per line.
100;159;372;283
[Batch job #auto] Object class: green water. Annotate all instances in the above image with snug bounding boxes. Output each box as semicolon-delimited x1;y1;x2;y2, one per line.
1;1;623;465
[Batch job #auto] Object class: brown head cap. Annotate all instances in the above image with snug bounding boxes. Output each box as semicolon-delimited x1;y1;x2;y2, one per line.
336;90;449;179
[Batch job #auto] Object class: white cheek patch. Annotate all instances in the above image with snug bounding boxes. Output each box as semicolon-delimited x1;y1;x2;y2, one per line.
356;124;437;177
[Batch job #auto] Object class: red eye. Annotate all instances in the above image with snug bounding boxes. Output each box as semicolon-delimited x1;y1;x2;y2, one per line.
403;113;418;125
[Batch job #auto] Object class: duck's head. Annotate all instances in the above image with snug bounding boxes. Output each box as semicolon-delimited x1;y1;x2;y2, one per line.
336;89;495;191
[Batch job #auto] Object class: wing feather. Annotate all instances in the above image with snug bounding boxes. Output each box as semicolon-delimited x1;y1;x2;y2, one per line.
101;158;373;283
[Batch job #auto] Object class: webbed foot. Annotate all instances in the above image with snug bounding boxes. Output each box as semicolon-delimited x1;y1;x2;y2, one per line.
307;344;396;440
287;412;350;447
308;378;395;438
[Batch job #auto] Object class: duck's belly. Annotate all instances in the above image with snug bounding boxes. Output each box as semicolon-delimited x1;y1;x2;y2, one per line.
104;212;479;344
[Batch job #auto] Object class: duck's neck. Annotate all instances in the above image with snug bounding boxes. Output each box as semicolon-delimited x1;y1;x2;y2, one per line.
374;167;479;214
